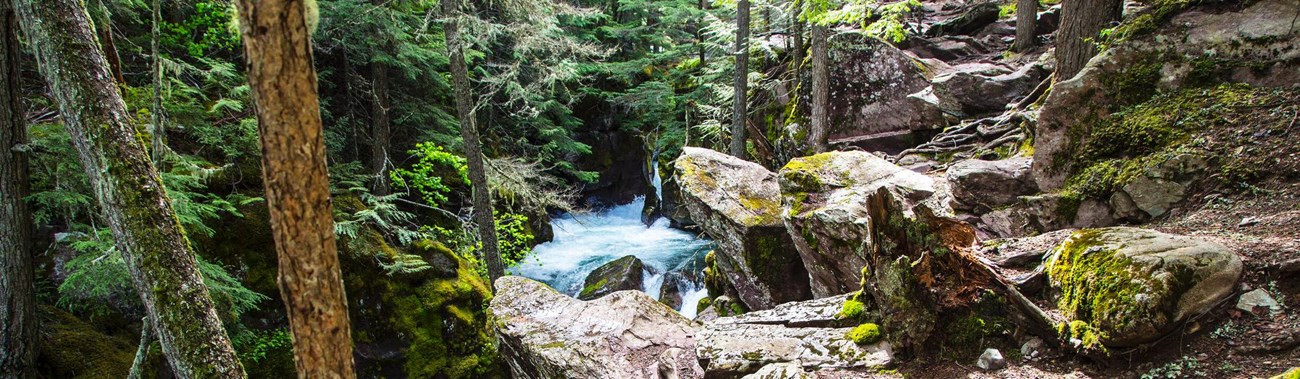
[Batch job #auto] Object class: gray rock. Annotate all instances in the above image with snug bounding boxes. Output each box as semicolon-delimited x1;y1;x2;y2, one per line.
675;148;812;310
698;297;894;378
930;62;1047;116
988;229;1076;268
741;362;814;379
491;276;704;379
827;32;946;140
779;151;943;298
947;157;1038;212
1045;227;1244;347
578;255;645;300
926;2;1001;37
1020;337;1045;359
975;348;1006;371
780;151;992;353
1033;0;1300;191
1236;289;1282;315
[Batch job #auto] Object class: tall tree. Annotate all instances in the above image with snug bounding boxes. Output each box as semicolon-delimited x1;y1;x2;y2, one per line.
808;23;830;153
1055;0;1121;80
1013;0;1037;52
13;0;246;377
730;0;749;158
790;0;805;117
0;4;37;378
234;0;358;377
150;0;164;166
370;61;390;195
87;0;126;85
443;0;506;282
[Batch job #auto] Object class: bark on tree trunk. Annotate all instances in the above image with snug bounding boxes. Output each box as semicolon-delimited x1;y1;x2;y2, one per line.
14;0;246;377
730;0;749;159
809;24;830;154
370;62;390;195
791;0;805;118
444;1;506;284
234;0;357;378
89;0;126;85
150;0;164;166
0;5;37;378
1013;0;1037;52
1055;0;1121;80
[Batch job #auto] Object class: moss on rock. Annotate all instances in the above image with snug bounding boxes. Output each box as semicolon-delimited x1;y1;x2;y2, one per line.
35;306;136;379
846;323;883;345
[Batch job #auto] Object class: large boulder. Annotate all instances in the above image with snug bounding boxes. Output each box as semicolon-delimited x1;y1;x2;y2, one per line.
947;157;1038;212
778;151;994;353
827;32;946;140
1045;228;1243;347
930;62;1048;117
578;255;646;300
778;151;942;297
674;148;812;310
1033;0;1300;191
491;276;704;379
697;296;894;378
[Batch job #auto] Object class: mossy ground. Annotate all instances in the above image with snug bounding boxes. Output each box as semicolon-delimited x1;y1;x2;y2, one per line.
846;323;883;345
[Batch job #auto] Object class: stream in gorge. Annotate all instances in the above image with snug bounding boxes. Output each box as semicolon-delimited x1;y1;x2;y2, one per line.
512;169;714;318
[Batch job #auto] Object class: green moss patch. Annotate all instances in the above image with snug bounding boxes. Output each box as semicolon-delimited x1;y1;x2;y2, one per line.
846;323;883;345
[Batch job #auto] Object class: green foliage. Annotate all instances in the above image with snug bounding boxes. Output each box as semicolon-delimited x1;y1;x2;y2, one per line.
803;0;920;43
56;227;268;322
491;211;534;268
161;1;241;58
231;328;293;366
391;142;469;209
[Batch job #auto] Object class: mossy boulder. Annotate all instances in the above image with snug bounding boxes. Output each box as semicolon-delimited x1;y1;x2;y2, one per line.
779;151;948;297
491;276;704;378
344;240;500;378
674;147;812;310
1045;227;1243;347
1033;0;1300;191
577;255;645;300
35;306;136;379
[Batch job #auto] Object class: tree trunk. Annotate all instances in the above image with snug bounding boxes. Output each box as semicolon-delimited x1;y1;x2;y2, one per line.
791;0;805;118
808;24;830;153
1013;0;1037;52
151;0;164;166
0;5;37;378
88;0;126;85
370;62;390;195
730;0;749;159
1055;0;1121;80
14;0;246;377
234;0;357;378
444;0;506;283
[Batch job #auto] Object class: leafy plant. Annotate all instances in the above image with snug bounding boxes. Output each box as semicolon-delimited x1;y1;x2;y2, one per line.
390;142;469;209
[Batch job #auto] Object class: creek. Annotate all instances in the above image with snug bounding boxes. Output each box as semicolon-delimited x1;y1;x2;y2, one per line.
513;170;713;318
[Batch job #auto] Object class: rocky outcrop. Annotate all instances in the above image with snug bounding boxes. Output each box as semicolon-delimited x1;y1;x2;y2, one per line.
491;276;704;379
674;148;812;310
924;2;1000;37
929;61;1048;117
778;151;1001;353
578;255;646;300
778;151;943;297
577;127;651;207
828;32;946;139
1045;228;1243;347
697;295;894;378
1033;0;1300;191
947;157;1038;212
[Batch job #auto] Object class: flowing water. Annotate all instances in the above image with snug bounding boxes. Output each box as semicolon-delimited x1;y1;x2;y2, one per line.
513;170;713;318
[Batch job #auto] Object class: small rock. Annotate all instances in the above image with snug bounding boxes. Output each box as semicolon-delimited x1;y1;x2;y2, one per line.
1239;217;1261;227
976;348;1006;371
1020;337;1044;359
1237;289;1283;315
